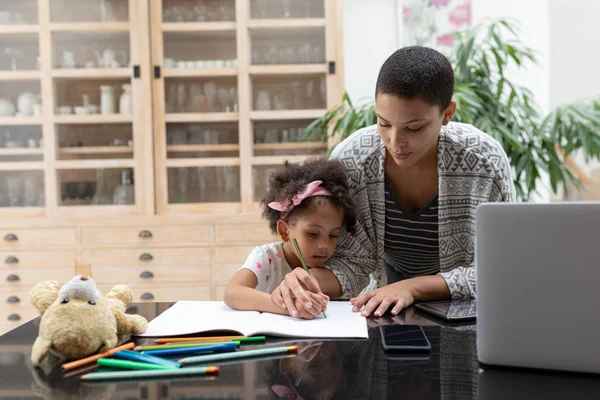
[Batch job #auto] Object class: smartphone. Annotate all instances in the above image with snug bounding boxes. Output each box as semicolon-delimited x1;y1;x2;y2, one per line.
414;300;477;321
380;325;431;352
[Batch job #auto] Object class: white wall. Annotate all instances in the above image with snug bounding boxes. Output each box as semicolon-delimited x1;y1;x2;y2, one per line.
549;0;600;108
342;0;399;103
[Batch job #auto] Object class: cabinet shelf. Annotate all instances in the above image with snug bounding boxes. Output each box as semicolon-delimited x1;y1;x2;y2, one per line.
254;142;327;150
54;114;133;124
52;68;131;79
163;68;238;77
165;113;239;123
0;148;44;156
0;25;39;35
248;18;326;29
0;161;44;171
250;109;327;121
161;21;236;32
55;159;135;170
167;144;240;152
167;203;242;214
59;146;133;155
249;64;326;75
49;22;130;32
55;205;137;218
0;71;41;80
252;155;309;165
165;157;240;167
0;117;43;126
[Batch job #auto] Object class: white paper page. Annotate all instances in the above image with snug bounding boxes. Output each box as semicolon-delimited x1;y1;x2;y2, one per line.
256;301;368;339
136;301;261;337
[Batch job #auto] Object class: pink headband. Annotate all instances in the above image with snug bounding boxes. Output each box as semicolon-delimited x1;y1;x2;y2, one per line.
268;180;332;218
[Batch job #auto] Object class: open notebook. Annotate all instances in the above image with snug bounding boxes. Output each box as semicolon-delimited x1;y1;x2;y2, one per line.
135;301;368;339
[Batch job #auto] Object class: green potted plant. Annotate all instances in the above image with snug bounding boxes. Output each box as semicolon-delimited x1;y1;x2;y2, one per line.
304;19;600;201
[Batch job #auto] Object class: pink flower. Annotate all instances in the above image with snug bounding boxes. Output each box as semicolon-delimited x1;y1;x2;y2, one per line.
403;5;411;22
437;34;456;46
430;0;452;7
449;3;471;27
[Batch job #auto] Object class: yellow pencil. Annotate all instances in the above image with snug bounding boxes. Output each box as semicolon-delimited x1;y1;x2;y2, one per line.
292;238;327;318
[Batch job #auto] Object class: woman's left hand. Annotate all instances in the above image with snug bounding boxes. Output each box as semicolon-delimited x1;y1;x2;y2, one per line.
350;280;415;317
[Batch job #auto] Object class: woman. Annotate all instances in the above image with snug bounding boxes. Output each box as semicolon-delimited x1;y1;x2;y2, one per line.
271;46;515;319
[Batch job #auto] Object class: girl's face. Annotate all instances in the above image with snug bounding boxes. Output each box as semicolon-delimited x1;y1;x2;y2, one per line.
278;199;343;268
376;93;456;168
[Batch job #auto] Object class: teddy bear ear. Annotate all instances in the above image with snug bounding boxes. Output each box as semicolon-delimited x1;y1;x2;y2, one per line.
29;280;61;315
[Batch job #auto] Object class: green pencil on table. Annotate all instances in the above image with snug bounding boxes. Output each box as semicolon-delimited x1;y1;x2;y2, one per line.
292;238;327;318
82;366;219;381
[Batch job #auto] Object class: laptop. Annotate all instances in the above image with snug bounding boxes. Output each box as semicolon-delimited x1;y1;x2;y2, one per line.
476;202;600;374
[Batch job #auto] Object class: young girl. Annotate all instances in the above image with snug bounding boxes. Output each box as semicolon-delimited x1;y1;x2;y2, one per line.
224;158;356;319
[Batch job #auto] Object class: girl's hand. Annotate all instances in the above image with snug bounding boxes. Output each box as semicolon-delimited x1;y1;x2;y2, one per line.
350;281;415;317
271;268;329;318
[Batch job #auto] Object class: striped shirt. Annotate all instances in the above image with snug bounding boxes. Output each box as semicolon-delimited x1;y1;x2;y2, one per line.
383;178;440;283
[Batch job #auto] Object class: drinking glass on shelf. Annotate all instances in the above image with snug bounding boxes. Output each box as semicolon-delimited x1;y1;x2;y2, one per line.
194;5;207;22
23;176;37;206
264;128;279;143
264;46;278;64
175;82;187;112
5;176;22;207
203;81;218;112
255;0;269;18
92;170;111;205
281;0;293;18
281;46;296;64
229;87;238;111
255;90;271;111
218;88;230;112
113;170;134;205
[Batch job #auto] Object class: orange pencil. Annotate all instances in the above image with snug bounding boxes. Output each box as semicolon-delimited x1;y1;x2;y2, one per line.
153;335;246;344
60;342;134;372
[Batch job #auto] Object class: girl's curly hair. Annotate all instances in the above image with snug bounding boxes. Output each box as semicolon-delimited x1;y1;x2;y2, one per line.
261;157;356;234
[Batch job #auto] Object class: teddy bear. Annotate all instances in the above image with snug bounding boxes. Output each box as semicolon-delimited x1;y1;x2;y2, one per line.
29;275;148;364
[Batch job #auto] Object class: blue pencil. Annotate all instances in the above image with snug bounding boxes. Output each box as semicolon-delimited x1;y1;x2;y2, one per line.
113;350;182;368
143;342;237;357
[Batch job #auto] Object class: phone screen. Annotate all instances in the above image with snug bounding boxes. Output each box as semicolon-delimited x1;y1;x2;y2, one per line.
381;326;431;351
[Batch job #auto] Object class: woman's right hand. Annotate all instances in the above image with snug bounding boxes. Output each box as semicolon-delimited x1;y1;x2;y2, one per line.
272;268;329;318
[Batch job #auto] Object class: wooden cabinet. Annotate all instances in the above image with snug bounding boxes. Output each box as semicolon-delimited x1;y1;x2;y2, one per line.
0;0;343;335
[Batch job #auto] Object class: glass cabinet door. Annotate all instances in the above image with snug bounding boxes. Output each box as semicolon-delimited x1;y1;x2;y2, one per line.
248;0;331;209
0;0;44;218
46;0;151;216
152;0;241;214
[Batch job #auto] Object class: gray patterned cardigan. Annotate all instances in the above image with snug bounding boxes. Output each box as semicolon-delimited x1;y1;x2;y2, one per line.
324;122;516;300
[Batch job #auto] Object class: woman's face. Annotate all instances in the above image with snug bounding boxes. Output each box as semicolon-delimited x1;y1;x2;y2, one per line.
375;94;455;168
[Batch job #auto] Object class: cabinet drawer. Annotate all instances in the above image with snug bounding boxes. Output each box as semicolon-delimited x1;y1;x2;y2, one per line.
98;284;211;303
0;289;33;308
0;304;38;326
93;265;210;286
1;268;74;288
0;229;76;250
214;223;276;244
82;247;209;268
0;251;76;269
215;246;254;282
82;225;211;246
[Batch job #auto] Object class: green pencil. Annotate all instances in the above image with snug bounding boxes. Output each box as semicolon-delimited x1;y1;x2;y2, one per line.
292;238;327;318
135;341;241;351
96;358;176;370
179;345;298;365
81;366;219;381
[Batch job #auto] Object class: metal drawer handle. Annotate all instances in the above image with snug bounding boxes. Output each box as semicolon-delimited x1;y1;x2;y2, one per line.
8;314;20;321
138;230;153;239
139;253;153;261
7;296;20;303
5;256;18;264
6;274;19;282
140;271;154;279
141;292;154;300
4;233;18;241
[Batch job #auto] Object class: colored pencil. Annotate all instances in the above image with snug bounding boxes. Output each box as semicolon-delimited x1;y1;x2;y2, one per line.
144;342;237;357
153;335;245;344
81;366;219;381
134;340;240;351
97;358;176;370
136;341;241;351
292;238;327;318
113;350;182;368
165;336;265;346
61;342;135;372
85;374;218;386
179;345;298;365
